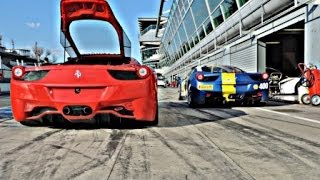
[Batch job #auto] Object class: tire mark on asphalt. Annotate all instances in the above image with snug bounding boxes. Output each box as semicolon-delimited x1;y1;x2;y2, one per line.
222;108;320;130
28;130;79;179
161;107;253;180
240;116;320;166
106;131;128;180
2;129;63;156
117;142;133;179
113;133;152;180
0;129;64;179
141;132;151;179
162;103;255;179
47;144;95;162
48;130;85;178
63;129;128;179
53;128;107;177
217;120;318;176
147;129;200;175
169;108;255;180
197;108;320;175
245;115;320;148
22;130;75;179
215;109;320;160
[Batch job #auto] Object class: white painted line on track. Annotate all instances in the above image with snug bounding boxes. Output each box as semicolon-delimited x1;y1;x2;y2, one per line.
256;108;320;125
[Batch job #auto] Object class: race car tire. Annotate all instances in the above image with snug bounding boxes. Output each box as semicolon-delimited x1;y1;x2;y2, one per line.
145;103;159;126
150;107;159;126
254;101;267;107
301;94;311;105
97;114;112;127
187;91;196;108
311;94;320;106
52;115;71;128
20;120;43;127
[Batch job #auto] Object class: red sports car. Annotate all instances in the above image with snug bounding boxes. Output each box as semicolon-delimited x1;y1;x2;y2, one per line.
10;0;158;126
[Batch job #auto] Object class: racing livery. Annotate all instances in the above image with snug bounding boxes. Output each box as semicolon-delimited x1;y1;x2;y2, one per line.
10;0;158;126
180;65;269;107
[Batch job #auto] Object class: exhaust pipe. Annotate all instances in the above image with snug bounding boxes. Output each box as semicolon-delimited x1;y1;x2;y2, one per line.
82;107;92;115
63;106;71;115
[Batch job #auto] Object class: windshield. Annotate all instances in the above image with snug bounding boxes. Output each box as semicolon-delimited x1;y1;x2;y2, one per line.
69;20;120;55
222;66;245;73
201;66;246;73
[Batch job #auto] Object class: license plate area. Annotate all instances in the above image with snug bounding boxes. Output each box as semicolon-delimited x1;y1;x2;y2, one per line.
49;87;105;101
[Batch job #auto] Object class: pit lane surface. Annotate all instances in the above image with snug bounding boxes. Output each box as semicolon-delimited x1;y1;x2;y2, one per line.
0;89;320;180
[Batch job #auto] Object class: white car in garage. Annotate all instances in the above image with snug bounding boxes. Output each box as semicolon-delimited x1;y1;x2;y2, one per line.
267;67;302;95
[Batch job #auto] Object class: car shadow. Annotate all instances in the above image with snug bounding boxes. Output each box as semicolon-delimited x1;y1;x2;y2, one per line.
153;101;247;128
48;120;150;130
154;100;301;128
5;100;296;130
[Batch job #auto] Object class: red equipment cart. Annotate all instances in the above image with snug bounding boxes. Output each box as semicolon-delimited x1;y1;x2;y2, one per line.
298;63;320;106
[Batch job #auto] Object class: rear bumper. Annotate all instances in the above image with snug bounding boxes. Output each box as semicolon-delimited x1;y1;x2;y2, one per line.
194;81;269;102
193;88;269;104
10;80;157;122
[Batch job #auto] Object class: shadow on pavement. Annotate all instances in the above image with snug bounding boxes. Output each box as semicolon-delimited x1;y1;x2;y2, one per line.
154;101;248;128
5;100;295;130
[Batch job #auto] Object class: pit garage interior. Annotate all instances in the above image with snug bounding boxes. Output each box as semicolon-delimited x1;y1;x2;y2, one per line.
260;21;305;77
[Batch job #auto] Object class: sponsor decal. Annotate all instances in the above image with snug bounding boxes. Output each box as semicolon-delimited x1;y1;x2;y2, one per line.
198;84;214;90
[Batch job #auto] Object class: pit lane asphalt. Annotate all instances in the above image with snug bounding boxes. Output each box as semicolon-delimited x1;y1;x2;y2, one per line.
0;88;320;180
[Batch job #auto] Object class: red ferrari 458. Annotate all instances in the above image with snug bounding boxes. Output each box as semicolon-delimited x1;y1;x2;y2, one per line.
10;0;158;126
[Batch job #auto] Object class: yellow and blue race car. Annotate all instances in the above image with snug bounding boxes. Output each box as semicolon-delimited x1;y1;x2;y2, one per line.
179;65;269;107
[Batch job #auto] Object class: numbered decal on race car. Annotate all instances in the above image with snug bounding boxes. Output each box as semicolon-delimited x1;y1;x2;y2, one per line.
259;82;269;89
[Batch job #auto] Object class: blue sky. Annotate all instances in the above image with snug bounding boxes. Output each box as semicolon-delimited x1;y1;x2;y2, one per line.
0;0;172;62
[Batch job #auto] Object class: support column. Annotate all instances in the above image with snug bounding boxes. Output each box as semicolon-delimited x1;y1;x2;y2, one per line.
305;3;320;67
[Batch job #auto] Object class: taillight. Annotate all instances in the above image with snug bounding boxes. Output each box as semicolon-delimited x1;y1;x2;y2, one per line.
12;66;26;80
137;66;150;79
196;73;204;81
108;70;139;80
262;73;269;80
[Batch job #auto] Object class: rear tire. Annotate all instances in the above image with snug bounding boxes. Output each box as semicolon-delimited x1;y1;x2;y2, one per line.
187;85;197;108
253;101;266;107
301;94;311;105
187;92;195;107
145;104;158;126
311;95;320;106
20;120;43;127
52;115;71;128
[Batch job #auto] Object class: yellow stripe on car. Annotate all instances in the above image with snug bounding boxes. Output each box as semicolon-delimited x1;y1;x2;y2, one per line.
222;73;236;101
